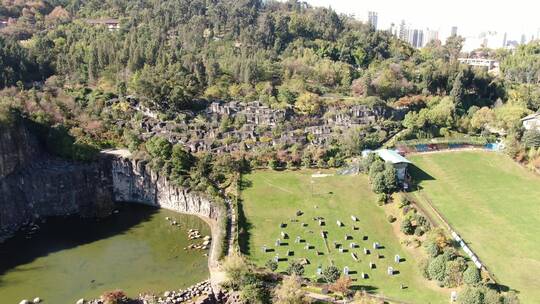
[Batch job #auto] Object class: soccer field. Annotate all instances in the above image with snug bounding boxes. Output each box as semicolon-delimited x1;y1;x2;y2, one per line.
240;170;447;303
409;151;540;303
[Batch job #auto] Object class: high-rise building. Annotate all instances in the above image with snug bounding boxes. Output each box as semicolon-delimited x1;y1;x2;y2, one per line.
388;23;394;35
521;34;526;45
424;28;439;46
451;26;458;36
409;29;424;48
368;11;378;30
502;32;507;47
418;30;424;47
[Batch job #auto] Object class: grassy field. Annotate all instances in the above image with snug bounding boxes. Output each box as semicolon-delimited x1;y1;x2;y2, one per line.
240;170;447;304
409;151;540;303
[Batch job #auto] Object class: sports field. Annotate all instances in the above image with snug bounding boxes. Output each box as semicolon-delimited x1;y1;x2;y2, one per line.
240;170;447;303
409;151;540;302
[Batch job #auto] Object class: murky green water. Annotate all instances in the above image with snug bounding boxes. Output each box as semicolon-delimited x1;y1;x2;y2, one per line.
0;204;211;303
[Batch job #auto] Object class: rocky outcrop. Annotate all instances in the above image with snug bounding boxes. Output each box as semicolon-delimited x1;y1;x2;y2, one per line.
0;120;41;179
0;120;115;242
109;152;226;275
0;120;228;295
111;156;222;221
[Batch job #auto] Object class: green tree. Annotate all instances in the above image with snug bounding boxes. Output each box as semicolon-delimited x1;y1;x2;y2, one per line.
170;144;194;182
450;71;465;108
383;163;398;193
444;258;466;287
400;217;415;235
463;265;481;285
427;255;447;282
371;172;387;194
294;92;322;115
146;136;172;159
273;275;308;304
423;239;441;257
322;265;341;283
459;286;484;304
522;130;540;148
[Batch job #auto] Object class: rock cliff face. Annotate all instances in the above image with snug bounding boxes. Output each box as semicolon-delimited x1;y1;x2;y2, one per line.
111;156;222;221
0;120;115;241
0;119;41;179
0;119;224;245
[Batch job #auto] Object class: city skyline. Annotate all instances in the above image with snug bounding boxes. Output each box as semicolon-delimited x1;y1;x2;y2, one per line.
304;0;540;44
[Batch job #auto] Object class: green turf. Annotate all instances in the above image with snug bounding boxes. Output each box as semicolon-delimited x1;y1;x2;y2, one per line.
240;170;447;304
409;151;540;303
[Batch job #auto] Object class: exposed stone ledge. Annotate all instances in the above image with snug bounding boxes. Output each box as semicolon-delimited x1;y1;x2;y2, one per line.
106;150;227;289
110;154;221;221
0;123;115;242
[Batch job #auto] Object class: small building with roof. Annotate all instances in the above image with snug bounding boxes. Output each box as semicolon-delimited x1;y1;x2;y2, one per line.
363;149;411;182
521;113;540;131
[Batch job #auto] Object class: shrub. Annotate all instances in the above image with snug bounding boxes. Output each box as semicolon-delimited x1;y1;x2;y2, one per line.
329;276;353;297
387;215;396;223
459;286;484;304
482;286;502;304
322;265;341;283
223;254;251;290
399;196;411;208
423;239;441;258
286;260;305;276
414;213;431;232
400;218;415;235
442;247;458;261
273;275;308;304
265;259;278;272
427;255;447;282
240;282;269;304
101;290;127;304
377;193;389;204
268;159;279;170
402;205;413;215
444;258;466;287
463;265;481;285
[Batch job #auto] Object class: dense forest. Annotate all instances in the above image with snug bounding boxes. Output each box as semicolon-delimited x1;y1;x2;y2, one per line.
1;0;540;189
2;1;540;303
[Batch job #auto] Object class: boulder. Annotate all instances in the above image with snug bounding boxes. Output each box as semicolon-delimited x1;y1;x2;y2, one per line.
33;298;41;303
19;300;30;304
76;299;85;304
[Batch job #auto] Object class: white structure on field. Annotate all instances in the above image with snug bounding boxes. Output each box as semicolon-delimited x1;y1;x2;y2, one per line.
521;113;540;131
363;149;412;181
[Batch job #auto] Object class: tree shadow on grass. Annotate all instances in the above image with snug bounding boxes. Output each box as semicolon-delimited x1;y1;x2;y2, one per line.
237;197;253;255
350;285;379;293
487;282;519;294
239;179;253;191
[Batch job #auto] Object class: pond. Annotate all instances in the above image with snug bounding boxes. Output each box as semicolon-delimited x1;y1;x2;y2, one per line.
0;203;211;303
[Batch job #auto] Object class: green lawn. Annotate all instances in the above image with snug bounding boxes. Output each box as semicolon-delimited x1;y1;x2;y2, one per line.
240;170;447;304
409;151;540;303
